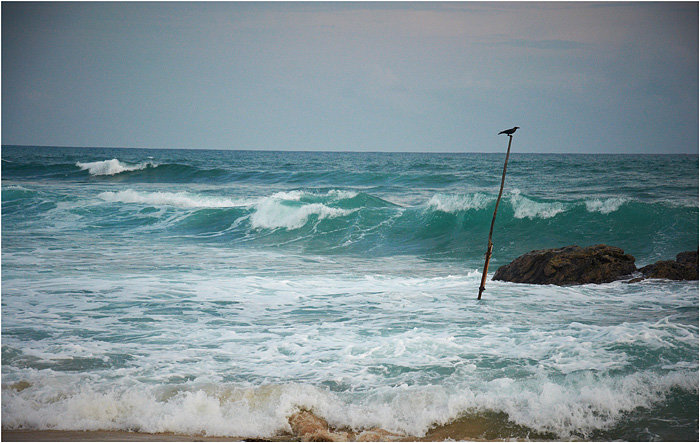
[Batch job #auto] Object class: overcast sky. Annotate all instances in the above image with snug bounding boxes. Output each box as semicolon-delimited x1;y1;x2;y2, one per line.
2;2;698;153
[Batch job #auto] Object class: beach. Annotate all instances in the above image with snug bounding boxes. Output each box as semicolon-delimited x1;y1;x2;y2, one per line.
3;430;250;442
1;409;536;441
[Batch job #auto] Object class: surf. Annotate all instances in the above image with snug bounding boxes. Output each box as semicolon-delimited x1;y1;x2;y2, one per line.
16;184;694;264
2;146;697;441
76;159;157;176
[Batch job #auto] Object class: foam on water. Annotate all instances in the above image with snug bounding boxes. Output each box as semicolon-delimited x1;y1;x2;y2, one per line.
3;185;30;191
585;197;629;214
95;189;359;230
426;192;634;218
266;190;359;203
250;193;355;230
2;248;697;438
426;193;491;213
76;159;156;176
3;147;698;440
98;189;253;208
509;189;566;219
327;189;359;200
2;368;696;438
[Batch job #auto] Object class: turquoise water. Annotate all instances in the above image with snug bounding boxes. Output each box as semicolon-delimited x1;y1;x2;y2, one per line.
2;146;698;440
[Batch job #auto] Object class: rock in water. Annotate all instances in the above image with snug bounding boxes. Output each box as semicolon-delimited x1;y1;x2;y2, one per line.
676;250;698;267
287;409;402;442
492;245;636;285
288;409;348;441
639;250;698;280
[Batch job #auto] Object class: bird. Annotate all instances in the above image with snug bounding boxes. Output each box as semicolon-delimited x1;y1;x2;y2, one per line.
498;126;519;136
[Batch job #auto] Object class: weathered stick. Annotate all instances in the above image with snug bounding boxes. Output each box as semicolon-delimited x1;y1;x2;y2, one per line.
478;134;514;300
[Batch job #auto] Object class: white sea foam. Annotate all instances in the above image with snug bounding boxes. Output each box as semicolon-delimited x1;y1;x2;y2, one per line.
2;369;696;438
96;189;356;228
2;263;697;438
269;190;305;201
509;189;566;219
3;213;697;440
585;197;629;214
326;189;359;200
269;190;358;202
98;190;253;208
427;193;491;213
250;196;353;230
488;370;697;437
3;185;30;191
76;159;156;176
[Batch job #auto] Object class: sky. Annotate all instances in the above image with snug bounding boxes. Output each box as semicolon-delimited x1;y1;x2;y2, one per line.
2;1;698;153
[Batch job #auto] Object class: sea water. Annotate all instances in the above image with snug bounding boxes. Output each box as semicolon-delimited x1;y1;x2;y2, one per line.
2;146;698;440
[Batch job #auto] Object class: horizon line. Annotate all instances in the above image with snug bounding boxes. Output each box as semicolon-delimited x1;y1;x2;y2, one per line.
2;144;697;156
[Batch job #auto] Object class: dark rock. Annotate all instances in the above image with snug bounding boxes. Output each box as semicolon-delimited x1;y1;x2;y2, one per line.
676;250;698;266
492;244;636;285
640;250;698;280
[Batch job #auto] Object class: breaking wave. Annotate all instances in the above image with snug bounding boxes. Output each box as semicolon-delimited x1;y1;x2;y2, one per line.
585;197;630;214
76;159;157;176
98;190;253;208
2;370;696;439
425;191;630;219
3;147;698;442
427;193;491;212
250;197;354;230
48;188;691;262
509;189;566;219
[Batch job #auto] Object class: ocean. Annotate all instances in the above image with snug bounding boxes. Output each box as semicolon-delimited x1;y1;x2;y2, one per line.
2;145;698;440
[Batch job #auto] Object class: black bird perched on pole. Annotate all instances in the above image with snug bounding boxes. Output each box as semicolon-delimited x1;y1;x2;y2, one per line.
498;126;519;136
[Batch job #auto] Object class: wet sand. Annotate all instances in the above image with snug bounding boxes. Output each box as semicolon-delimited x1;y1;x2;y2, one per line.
2;409;540;442
1;429;488;442
2;430;279;441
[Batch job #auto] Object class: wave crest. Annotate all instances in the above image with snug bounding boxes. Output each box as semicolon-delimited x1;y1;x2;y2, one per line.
98;190;253;208
76;159;157;176
2;370;696;439
585;197;629;214
509;190;566;219
427;193;491;213
251;195;354;230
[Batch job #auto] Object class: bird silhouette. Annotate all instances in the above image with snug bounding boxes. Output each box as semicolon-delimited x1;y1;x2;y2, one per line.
498;126;519;136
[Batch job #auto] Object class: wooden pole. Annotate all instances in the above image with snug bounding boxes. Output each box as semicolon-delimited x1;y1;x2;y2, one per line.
478;134;514;300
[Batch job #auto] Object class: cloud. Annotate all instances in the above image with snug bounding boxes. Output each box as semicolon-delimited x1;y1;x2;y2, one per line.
491;39;586;51
2;2;696;152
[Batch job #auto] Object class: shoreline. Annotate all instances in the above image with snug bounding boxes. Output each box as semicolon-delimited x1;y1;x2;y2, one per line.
1;409;537;442
1;409;504;442
1;429;495;442
1;430;285;442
